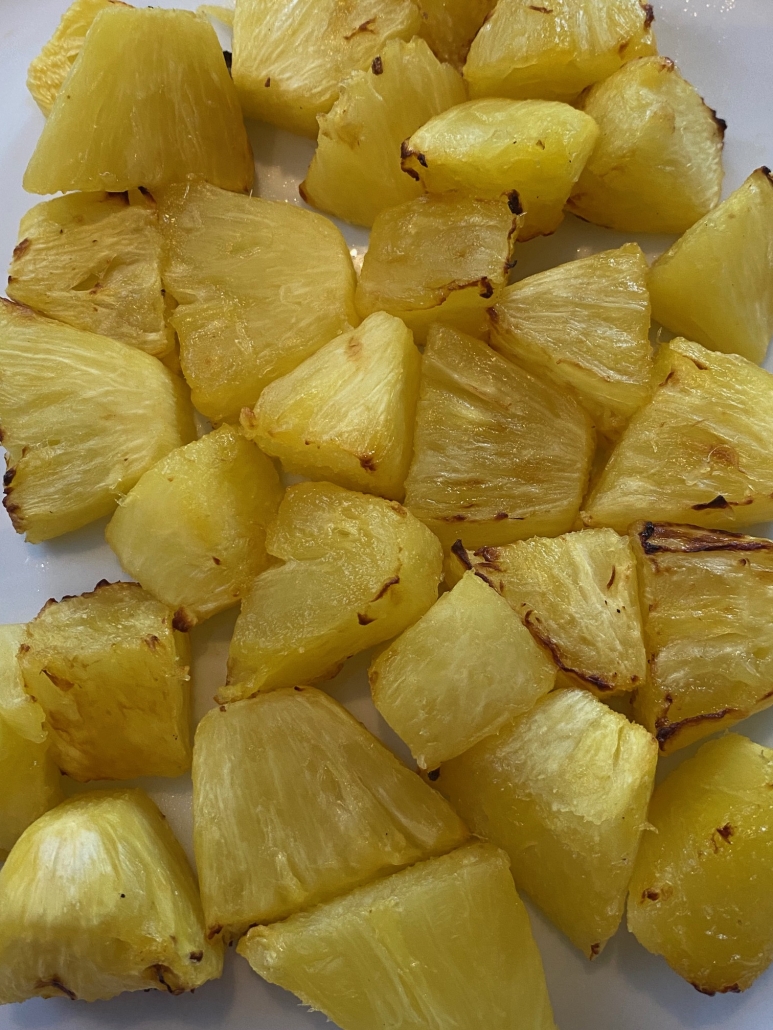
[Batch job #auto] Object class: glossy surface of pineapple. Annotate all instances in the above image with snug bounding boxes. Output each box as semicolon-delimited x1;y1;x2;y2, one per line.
417;0;495;68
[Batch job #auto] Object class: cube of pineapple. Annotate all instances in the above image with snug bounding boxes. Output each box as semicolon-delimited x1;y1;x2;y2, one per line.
0;301;194;543
404;325;594;549
402;98;599;240
0;789;222;1003
417;0;494;68
300;37;466;228
160;180;358;423
568;56;725;233
355;193;520;343
23;6;253;195
239;842;557;1030
649;168;773;364
434;688;657;957
222;482;443;699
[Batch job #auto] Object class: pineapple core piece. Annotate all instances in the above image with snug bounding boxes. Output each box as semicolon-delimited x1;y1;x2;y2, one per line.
300;37;466;228
628;734;773;995
19;582;191;782
223;482;443;699
193;687;468;940
0;789;222;1004
416;0;495;69
369;570;556;769
404;325;594;549
106;426;283;627
160;180;358;424
649;168;773;365
23;6;253;196
401;98;599;241
239;842;557;1030
568;56;725;233
0;300;194;544
434;688;657;957
241;312;420;501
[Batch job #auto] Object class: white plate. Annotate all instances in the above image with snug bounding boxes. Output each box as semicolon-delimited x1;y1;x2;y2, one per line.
1;1;773;1027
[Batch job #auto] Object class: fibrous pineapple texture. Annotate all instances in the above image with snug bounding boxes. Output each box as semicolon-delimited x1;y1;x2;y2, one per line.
417;0;495;68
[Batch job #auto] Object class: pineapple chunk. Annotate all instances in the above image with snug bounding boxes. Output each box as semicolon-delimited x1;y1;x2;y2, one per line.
106;426;283;627
417;0;495;68
628;734;773;994
300;38;466;228
649;168;773;364
404;325;594;549
0;624;46;744
369;570;556;768
401;98;599;240
239;842;557;1030
0;789;222;1003
568;56;725;233
0;300;194;543
223;482;443;699
160;180;358;423
23;6;253;195
490;244;653;436
355;193;520;344
464;0;656;103
19;582;191;782
434;688;658;957
193;688;468;940
240;312;419;500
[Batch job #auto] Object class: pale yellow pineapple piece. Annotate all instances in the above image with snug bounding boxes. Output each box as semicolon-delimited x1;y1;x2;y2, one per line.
0;625;46;744
417;0;494;68
160;180;358;423
434;688;657;957
239;843;557;1030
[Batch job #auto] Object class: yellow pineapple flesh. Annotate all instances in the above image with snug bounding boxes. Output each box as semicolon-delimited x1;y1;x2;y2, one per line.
0;624;46;744
417;0;495;68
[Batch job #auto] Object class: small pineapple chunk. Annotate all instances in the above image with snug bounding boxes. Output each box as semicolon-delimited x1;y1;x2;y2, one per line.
0;789;222;1003
568;56;724;233
404;326;594;549
0;624;46;743
434;688;657;957
160;180;358;423
239;843;557;1030
417;0;494;68
649;168;773;364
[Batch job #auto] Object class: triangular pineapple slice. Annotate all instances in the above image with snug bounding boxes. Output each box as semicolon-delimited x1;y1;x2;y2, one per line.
240;312;419;500
23;6;253;195
404;325;594;549
417;0;494;68
0;789;222;1003
568;56;724;233
239;843;557;1030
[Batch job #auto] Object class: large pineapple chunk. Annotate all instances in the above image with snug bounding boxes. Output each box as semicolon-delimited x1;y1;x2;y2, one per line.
239;843;556;1030
223;482;443;699
649;168;773;364
160;181;357;423
417;0;494;68
568;56;724;233
404;325;594;549
0;301;194;543
0;789;222;1003
23;7;253;195
434;689;657;957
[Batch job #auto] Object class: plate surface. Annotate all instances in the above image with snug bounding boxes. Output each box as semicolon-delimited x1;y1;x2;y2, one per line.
1;1;773;1028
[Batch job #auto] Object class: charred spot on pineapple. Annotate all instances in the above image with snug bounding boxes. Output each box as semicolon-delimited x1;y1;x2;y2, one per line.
35;978;76;1001
450;540;472;570
427;769;440;781
344;19;377;41
641;2;655;28
589;942;601;958
637;522;773;556
12;238;31;260
374;576;400;600
172;609;194;633
222;50;232;73
643;889;660;901
2;468;15;486
506;190;523;216
717;823;734;841
692;495;731;511
371;55;383;75
654;708;738;750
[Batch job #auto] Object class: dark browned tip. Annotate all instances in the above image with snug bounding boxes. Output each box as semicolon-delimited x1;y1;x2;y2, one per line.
709;108;727;137
641;2;655;28
371;55;383;75
173;608;194;632
636;521;773;555
589;943;601;959
222;50;232;73
94;578;112;590
478;277;494;299
507;190;523;215
12;237;31;261
761;166;773;185
3;467;15;487
692;494;730;511
298;182;309;203
655;708;737;749
450;539;472;570
34;979;76;1001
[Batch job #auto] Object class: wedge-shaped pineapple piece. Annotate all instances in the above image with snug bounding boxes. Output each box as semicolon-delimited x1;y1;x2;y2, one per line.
568;57;724;233
402;98;599;240
356;193;520;343
223;482;443;698
417;0;494;68
24;7;253;195
0;625;46;744
239;842;556;1030
160;181;357;423
649;168;773;364
404;326;594;549
0;789;222;1003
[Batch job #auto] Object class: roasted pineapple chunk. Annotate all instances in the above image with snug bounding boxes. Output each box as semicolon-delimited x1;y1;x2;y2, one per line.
24;6;253;195
649;168;773;364
239;842;556;1030
404;326;594;549
0;625;45;744
0;301;194;543
0;789;222;1003
417;0;494;68
568;56;724;233
223;482;443;698
434;688;657;957
160;181;358;423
